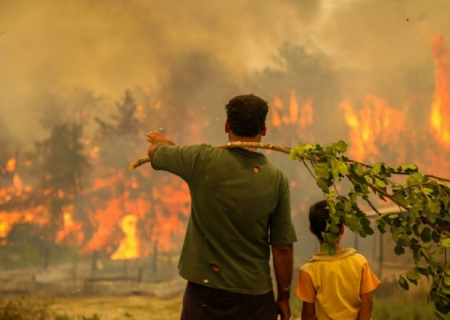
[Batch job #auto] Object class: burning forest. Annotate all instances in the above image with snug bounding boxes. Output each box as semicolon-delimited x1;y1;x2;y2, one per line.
0;0;450;319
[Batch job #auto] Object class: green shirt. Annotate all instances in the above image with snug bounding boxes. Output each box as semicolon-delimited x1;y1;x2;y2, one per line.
151;144;297;294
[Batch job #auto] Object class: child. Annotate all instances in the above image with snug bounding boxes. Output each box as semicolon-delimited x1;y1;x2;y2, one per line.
296;200;381;320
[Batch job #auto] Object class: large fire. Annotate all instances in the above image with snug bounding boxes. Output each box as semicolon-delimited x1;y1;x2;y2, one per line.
0;33;449;264
340;95;405;163
430;33;450;146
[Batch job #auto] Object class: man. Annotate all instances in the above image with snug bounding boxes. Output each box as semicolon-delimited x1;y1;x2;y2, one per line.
146;94;297;320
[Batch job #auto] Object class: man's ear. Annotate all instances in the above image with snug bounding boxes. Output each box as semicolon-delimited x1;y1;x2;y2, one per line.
340;224;345;235
261;124;267;136
225;121;230;133
309;225;314;235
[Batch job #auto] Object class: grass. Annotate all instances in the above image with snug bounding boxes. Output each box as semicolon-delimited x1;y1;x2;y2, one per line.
0;285;439;320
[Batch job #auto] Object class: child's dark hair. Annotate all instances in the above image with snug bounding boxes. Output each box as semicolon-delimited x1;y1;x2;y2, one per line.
309;200;336;241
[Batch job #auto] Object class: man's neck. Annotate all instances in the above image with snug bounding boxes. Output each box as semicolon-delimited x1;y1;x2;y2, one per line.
229;134;262;151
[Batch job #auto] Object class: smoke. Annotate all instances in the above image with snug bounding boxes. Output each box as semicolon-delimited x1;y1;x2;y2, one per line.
0;0;449;146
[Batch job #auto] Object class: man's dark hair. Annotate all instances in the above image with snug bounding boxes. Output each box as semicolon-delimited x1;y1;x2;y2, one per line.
225;94;268;137
309;200;333;241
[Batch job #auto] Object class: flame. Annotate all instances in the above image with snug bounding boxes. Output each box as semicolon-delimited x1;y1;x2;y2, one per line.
12;173;22;191
111;215;140;260
5;158;16;172
299;98;313;128
151;207;185;253
271;91;314;127
289;90;299;123
0;206;49;240
430;33;450;146
270;91;315;143
83;198;126;253
340;95;405;162
55;205;84;246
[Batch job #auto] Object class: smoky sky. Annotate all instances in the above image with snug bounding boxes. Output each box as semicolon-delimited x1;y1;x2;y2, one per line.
1;0;449;146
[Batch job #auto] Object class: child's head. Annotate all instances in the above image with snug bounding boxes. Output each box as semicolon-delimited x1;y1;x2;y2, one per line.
309;200;343;242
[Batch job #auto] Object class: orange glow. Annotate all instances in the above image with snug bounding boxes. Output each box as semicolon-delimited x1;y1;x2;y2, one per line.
111;215;140;260
83;198;125;253
12;173;22;191
5;158;16;172
151;208;185;253
430;33;450;146
271;92;314;129
271;109;281;127
299;99;313;128
0;206;49;240
90;146;99;160
55;205;84;245
289;90;299;123
340;95;404;162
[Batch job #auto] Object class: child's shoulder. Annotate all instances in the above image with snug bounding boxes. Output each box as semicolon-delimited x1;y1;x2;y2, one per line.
352;252;369;263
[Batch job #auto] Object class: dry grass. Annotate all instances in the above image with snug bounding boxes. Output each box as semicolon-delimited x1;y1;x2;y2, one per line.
48;295;183;320
1;292;435;320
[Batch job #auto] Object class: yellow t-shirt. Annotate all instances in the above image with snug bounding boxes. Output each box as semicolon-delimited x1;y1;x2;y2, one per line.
296;248;381;320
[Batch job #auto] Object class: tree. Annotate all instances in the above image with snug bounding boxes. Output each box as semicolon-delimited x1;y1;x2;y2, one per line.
33;122;88;268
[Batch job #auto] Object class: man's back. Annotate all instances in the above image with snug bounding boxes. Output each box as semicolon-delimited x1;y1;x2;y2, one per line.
151;143;296;294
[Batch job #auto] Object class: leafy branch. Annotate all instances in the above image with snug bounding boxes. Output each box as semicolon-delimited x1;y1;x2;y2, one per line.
129;140;450;318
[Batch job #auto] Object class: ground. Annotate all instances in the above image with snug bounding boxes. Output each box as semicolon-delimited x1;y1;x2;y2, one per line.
49;295;184;320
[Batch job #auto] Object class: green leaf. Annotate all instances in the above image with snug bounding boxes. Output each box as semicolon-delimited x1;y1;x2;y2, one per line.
327;224;341;233
394;244;405;255
398;235;410;247
406;271;421;281
316;178;330;194
410;207;420;219
329;158;340;179
422;187;434;195
372;162;382;175
324;232;339;243
320;242;337;255
407;172;425;186
354;163;364;176
444;276;450;286
432;230;441;243
289;148;298;160
375;178;387;188
336;140;348;153
337;161;350;176
427;201;441;214
363;225;374;236
360;217;371;226
421;227;432;243
399;275;409;290
441;237;450;248
377;224;386;234
401;164;418;173
314;166;330;179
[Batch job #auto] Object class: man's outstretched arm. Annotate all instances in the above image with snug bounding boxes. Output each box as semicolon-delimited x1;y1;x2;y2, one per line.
272;244;294;320
146;131;176;158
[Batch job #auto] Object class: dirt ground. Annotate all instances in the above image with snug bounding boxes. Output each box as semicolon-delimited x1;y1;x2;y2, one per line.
48;295;184;320
48;295;302;320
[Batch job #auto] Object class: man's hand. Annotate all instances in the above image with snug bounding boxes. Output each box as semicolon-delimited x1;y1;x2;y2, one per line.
276;299;291;320
146;131;175;158
146;131;175;145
